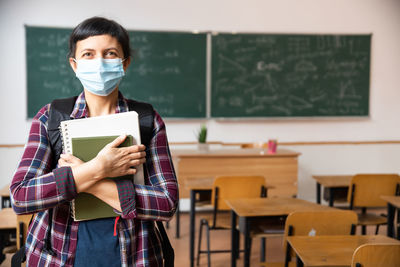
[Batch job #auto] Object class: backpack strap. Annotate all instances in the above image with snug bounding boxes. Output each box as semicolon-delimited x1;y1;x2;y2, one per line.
125;99;154;148
48;96;78;167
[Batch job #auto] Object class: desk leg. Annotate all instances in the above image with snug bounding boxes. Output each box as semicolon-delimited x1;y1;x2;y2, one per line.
190;190;196;267
296;255;304;267
175;204;180;238
316;183;321;204
329;188;334;207
244;218;251;267
231;210;237;267
397;207;400;240
0;233;5;264
387;203;395;238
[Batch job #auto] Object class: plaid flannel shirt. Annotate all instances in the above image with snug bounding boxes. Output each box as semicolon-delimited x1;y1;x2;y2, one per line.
10;92;178;267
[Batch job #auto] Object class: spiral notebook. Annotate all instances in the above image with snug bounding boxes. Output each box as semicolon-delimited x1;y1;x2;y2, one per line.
71;135;133;221
59;111;144;221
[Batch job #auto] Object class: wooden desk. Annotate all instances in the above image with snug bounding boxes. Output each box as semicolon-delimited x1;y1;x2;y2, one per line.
381;195;400;239
312;175;352;206
226;198;335;267
0;208;17;230
172;148;300;198
287;235;400;266
0;183;11;209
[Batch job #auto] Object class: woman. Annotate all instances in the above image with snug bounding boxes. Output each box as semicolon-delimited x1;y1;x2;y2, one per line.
10;17;178;267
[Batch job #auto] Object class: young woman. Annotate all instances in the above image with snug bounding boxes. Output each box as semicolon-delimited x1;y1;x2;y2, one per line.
10;17;178;267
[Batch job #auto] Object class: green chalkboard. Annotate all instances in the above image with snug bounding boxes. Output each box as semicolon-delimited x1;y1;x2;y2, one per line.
211;33;371;117
26;26;207;118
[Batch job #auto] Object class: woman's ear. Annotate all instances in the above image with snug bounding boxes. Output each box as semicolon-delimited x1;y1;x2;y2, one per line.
123;57;131;72
69;58;77;72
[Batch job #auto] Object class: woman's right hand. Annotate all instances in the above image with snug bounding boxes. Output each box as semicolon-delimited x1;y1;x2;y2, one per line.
94;135;146;180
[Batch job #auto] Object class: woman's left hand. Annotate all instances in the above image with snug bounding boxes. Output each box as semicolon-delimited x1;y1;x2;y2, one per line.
58;154;84;168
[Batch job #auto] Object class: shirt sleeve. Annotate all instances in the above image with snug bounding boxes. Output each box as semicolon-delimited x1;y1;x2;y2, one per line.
115;111;179;221
10;105;78;215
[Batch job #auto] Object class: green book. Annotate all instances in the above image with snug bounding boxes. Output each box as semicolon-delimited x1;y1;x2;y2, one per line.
71;135;133;221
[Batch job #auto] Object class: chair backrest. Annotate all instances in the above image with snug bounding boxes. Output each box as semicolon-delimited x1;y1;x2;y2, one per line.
351;243;400;267
211;175;266;210
283;210;358;257
347;174;400;208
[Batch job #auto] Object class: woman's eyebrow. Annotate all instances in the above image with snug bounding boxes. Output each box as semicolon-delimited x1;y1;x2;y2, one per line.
104;47;119;51
79;48;95;53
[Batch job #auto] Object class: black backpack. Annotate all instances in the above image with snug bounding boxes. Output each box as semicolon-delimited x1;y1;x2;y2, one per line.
12;96;174;267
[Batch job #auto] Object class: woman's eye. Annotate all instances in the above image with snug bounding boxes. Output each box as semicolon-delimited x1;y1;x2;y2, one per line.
105;51;118;58
82;52;93;58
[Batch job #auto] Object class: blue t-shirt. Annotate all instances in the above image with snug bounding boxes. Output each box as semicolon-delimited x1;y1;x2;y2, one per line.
74;217;121;267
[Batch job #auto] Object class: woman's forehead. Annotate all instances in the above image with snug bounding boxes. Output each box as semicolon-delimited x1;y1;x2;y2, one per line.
76;34;122;50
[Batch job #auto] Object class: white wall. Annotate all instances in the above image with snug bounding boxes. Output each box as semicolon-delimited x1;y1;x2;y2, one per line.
1;0;399;200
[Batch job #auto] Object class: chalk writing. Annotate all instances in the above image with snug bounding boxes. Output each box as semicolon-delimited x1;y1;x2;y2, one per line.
211;33;370;117
27;27;207;118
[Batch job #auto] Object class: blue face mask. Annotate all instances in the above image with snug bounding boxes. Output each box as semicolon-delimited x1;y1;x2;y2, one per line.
74;58;125;96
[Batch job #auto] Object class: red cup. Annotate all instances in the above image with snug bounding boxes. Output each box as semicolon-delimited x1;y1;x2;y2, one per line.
268;139;277;154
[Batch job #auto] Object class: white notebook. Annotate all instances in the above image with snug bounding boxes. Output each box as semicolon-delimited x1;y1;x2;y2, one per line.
59;111;144;185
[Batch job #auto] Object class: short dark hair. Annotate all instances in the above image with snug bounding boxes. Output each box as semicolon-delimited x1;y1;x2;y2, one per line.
68;17;131;59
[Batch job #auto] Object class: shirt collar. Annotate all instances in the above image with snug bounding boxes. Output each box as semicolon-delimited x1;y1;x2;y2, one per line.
70;91;129;119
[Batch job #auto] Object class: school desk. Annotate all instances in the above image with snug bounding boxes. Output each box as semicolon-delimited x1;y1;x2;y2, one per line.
171;148;300;199
312;175;352;206
226;197;335;267
286;235;400;266
381;195;400;239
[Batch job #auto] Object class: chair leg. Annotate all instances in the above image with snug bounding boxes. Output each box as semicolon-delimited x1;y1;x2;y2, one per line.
246;237;253;263
260;237;266;262
375;224;380;235
362;225;366;235
197;219;206;266
236;230;240;259
284;242;291;267
206;223;211;267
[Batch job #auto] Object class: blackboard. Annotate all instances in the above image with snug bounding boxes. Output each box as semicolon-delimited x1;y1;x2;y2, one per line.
26;26;207;118
211;33;371;117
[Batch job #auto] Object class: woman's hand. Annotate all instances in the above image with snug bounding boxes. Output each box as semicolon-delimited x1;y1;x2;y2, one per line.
94;135;146;180
70;134;146;193
58;154;84;168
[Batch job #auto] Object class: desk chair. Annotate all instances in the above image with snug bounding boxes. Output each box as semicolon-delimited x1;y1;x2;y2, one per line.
260;210;358;267
196;175;267;267
347;174;400;235
351;243;400;267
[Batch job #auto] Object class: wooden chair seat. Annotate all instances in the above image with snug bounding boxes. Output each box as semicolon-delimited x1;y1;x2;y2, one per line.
357;213;387;226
